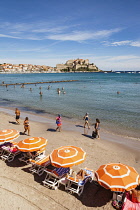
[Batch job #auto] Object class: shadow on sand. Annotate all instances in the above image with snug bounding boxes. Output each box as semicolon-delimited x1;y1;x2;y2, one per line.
75;125;84;128
20;164;112;207
19;132;26;135
6;156;27;168
82;134;93;139
77;181;112;207
22;166;46;185
9;121;17;125
47;128;56;132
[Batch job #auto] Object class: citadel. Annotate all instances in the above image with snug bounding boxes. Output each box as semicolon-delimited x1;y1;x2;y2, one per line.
56;58;100;72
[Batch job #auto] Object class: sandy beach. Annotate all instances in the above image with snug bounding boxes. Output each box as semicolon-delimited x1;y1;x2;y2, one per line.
0;108;140;210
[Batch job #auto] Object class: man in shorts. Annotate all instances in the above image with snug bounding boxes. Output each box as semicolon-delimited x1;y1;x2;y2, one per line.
15;108;20;124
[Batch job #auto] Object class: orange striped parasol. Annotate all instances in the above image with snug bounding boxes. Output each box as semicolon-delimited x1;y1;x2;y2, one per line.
50;145;86;168
95;163;139;192
0;129;19;144
17;137;47;152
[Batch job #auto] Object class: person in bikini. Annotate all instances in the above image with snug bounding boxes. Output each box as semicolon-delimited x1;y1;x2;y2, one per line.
23;117;30;136
83;113;90;129
76;169;88;180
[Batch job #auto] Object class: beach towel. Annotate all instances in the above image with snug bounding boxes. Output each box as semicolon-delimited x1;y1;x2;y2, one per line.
122;193;140;210
53;167;70;177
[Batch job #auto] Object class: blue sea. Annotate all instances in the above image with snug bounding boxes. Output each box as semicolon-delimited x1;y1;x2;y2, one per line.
0;72;140;139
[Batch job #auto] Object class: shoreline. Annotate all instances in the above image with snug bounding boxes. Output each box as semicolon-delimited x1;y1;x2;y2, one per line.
0;101;139;140
0;106;140;153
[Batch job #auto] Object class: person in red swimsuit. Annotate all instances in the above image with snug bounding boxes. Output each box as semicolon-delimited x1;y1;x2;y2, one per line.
130;185;140;203
56;115;62;132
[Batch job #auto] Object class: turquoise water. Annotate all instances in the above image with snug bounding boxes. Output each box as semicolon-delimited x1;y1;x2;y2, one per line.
0;72;140;138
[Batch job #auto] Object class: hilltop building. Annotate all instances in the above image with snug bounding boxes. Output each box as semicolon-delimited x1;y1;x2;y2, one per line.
56;58;100;72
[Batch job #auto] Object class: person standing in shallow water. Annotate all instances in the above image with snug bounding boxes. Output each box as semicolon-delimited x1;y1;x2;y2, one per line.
56;115;62;132
83;113;90;129
15;108;20;124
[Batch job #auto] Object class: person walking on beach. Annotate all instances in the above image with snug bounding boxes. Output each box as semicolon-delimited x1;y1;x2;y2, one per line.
15;108;20;124
94;118;100;139
83;113;90;129
23;117;30;136
56;114;62;132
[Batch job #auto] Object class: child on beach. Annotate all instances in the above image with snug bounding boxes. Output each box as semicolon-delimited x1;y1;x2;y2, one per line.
83;113;90;129
56;114;62;132
15;108;20;124
23;117;30;136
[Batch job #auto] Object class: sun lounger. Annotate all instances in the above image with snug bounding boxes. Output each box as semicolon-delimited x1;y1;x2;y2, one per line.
19;152;33;164
0;144;5;156
0;142;13;156
19;148;46;164
42;166;70;190
65;168;94;196
0;142;21;162
29;155;51;176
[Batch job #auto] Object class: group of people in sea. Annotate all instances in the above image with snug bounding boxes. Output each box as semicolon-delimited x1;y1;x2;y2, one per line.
5;83;66;97
38;86;66;96
15;108;100;138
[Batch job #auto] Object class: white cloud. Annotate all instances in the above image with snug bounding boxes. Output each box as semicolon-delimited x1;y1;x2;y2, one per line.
110;40;131;46
31;25;73;33
0;33;20;39
101;55;140;61
47;28;121;42
104;40;140;47
130;41;140;47
0;33;43;40
0;21;121;42
89;55;140;71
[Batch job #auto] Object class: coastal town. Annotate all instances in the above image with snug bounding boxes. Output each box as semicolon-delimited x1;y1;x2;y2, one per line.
0;58;101;73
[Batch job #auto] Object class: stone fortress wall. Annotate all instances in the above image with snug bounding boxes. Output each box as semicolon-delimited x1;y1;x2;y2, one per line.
56;58;99;71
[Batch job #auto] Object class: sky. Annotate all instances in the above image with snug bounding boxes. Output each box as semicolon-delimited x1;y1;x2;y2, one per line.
0;0;140;71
